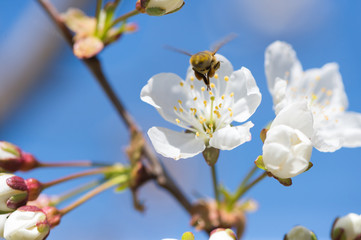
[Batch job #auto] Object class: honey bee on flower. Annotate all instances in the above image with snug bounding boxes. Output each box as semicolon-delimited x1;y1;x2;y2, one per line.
141;55;261;160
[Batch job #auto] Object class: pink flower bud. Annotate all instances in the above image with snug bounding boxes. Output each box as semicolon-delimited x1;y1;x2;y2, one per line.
0;174;28;212
25;178;43;201
0;142;23;172
4;206;50;240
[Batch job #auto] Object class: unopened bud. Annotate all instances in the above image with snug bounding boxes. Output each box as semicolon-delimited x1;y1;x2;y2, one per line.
137;0;185;16
210;228;237;240
4;206;50;240
284;226;317;240
0;142;22;172
20;153;40;171
0;174;28;212
332;213;361;240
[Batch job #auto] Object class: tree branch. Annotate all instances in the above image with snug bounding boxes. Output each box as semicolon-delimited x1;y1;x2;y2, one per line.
36;0;192;215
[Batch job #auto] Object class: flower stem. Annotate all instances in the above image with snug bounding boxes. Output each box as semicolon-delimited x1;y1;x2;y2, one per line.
42;167;117;189
211;165;220;206
109;9;139;29
52;180;102;206
233;165;258;199
59;175;126;215
95;0;103;35
38;160;109;168
230;172;267;206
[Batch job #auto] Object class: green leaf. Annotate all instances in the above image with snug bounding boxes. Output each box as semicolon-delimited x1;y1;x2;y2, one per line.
254;155;266;170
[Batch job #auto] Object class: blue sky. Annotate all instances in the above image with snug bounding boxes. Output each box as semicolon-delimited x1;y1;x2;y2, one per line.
1;1;361;239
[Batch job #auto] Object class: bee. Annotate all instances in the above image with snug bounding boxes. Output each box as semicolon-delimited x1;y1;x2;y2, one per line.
166;34;236;90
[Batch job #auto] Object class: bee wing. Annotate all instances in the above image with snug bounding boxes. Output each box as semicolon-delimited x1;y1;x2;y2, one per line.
164;45;193;56
211;33;237;55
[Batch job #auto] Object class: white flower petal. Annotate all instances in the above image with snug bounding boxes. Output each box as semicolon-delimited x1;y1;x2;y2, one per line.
334;213;361;240
228;67;262;123
147;127;205;160
313;111;361;152
290;63;348;112
209;122;254;150
265;41;303;95
272;78;288;114
141;73;190;125
271;101;314;139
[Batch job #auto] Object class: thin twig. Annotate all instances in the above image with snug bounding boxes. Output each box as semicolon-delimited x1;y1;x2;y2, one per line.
37;0;192;215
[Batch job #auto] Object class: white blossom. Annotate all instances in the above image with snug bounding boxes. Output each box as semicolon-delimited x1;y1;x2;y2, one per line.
4;206;50;240
265;41;361;152
286;226;317;240
0;214;9;238
263;101;313;179
141;55;261;160
333;213;361;240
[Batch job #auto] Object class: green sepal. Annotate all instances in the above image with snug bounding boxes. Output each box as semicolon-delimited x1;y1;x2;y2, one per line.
146;7;166;16
305;162;313;172
277;177;292;187
114;175;130;192
254;155;266;170
202;147;219;166
181;232;194;240
311;232;318;240
9;192;28;204
331;227;345;240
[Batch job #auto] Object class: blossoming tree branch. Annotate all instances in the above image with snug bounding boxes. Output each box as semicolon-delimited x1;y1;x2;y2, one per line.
0;0;361;240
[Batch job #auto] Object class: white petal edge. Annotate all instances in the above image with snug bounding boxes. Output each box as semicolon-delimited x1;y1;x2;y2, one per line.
313;111;361;152
148;127;205;160
140;73;189;125
265;41;303;95
229;67;262;123
209;122;254;150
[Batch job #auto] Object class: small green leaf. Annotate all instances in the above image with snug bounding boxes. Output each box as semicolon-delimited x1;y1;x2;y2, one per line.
254;155;266;170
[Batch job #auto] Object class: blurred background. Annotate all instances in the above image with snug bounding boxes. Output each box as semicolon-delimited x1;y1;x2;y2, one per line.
1;0;361;239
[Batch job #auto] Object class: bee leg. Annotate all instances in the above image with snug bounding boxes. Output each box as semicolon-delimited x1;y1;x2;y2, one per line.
193;68;204;81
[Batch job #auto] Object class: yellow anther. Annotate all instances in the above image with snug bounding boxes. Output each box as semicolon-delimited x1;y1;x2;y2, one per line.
190;76;195;81
196;132;200;137
179;108;183;113
224;76;229;82
215;106;219;110
315;76;321;81
311;94;317;101
173;106;177;111
230;92;234;97
209;123;213;128
219;103;222;108
176;119;180;124
193;97;197;101
190;85;194;90
324;115;329;121
326;90;333;96
206;129;211;133
180;82;184;87
214;73;219;79
214;110;221;118
209;91;213;95
203;100;207;107
178;100;182;105
209;134;213;138
230;112;233;117
221;95;225;100
228;108;232;112
321;88;326;93
201;87;205;92
210;83;215;88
